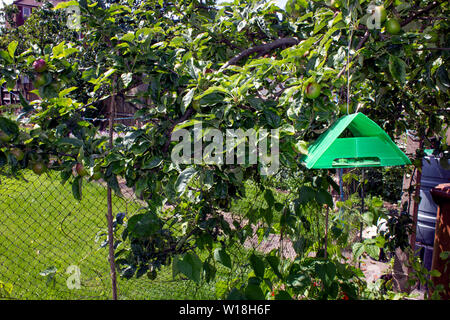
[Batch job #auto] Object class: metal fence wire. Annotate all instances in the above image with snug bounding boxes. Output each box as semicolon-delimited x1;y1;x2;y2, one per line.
0;166;281;300
0;105;342;300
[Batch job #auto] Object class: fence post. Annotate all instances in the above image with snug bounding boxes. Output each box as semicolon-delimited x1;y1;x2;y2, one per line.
107;91;118;300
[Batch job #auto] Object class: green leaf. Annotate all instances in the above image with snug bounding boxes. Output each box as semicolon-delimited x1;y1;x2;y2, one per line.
52;41;65;58
275;290;293;300
104;171;123;197
0;116;19;137
298;186;316;205
286;273;310;289
72;176;82;201
352;242;365;260
249;254;265;278
173;118;203;133
263;109;281;128
142;156;163;169
127;212;160;238
436;65;450;93
264;189;275;208
182;88;195;114
199;93;224;106
0;50;12;63
244;284;265;300
314;261;336;288
430;269;441;278
121;32;135;42
214;247;232;269
53;0;78;10
227;288;244;300
58;87;78;98
103;68;117;79
176;252;203;283
194;86;228;100
266;255;282;279
57;137;84;148
215;280;228;298
294;140;308;155
316;189;333;206
121;73;133;88
365;244;380;260
175;167;197;195
172;255;181;279
362;211;374;225
237;20;247;32
7;41;18;59
389;55;407;84
439;251;450;260
203;261;216;283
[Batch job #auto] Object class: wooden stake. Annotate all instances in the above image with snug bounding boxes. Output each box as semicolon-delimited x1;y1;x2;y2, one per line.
359;169;365;269
325;204;329;260
107;93;118;300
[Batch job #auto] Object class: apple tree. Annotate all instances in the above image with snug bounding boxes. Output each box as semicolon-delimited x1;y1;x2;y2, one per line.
0;0;449;299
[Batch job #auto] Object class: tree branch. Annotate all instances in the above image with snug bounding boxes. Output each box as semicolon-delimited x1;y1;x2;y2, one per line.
336;30;370;79
336;0;444;80
400;1;443;27
222;37;301;69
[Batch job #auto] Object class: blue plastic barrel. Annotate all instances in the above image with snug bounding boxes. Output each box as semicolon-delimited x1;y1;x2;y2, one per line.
416;156;450;246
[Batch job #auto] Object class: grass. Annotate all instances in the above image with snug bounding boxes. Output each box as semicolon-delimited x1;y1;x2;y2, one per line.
0;171;229;300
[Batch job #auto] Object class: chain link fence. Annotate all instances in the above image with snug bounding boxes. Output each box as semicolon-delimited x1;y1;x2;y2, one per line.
0;108;336;300
0;166;288;299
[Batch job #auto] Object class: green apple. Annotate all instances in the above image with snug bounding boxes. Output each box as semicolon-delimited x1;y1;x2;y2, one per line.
75;163;88;177
10;148;24;161
0;130;12;142
305;81;321;99
32;162;46;175
386;19;401;35
192;99;201;112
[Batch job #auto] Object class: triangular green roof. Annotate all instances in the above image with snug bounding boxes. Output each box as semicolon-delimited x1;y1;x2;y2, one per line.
302;113;411;169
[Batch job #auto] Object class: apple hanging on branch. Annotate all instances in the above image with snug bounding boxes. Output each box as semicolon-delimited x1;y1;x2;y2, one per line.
10;148;24;161
74;163;89;177
32;58;47;73
31;161;47;175
305;81;322;99
386;19;402;35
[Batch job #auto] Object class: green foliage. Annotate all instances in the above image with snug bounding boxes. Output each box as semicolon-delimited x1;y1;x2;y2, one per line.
0;0;448;300
225;250;369;300
366;166;405;203
0;280;13;298
407;248;448;300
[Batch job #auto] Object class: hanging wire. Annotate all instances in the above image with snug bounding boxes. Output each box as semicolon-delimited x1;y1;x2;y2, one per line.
346;0;354;115
346;29;354;115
